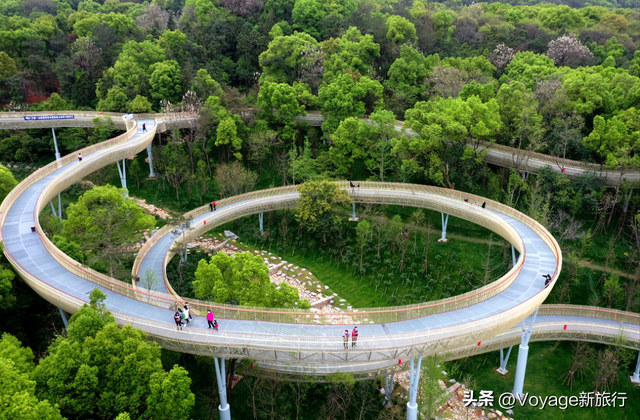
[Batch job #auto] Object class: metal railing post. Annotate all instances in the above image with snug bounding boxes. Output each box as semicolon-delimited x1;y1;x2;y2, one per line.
58;308;68;329
407;356;423;420
259;212;264;235
631;351;640;383
513;309;539;396
497;346;513;374
384;372;395;406
147;144;156;178
214;357;231;420
440;213;449;242
51;127;61;160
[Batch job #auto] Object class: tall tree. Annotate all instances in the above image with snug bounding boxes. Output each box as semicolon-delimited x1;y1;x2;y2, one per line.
296;180;352;243
61;186;155;277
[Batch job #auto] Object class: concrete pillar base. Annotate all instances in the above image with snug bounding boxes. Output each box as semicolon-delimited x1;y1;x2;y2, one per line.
218;404;231;420
496;368;509;375
630;375;640;385
406;402;418;420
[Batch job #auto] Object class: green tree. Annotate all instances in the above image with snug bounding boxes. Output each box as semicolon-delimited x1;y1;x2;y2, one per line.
318;73;383;133
191;69;222;100
296;180;352;243
216;117;243;162
0;243;15;311
322;27;380;82
329;117;371;177
401;95;501;188
126;95;153;113
149;60;182;107
0;164;17;203
194;252;310;308
259;32;319;84
502;52;557;90
366;110;399;181
145;366;194;420
0;333;34;375
34;303;194;420
62;185;155;277
96;86;129;112
355;219;371;270
385;46;435;114
496;81;544;153
0;51;18;79
257;81;307;142
0;358;64;420
292;0;326;39
385;15;417;46
418;355;449;420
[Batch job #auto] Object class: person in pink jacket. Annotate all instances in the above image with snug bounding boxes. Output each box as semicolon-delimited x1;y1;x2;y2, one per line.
206;310;215;329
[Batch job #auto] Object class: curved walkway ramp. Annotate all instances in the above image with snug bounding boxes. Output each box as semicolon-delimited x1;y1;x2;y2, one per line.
4;110;636;186
253;305;640;379
0;110;635;378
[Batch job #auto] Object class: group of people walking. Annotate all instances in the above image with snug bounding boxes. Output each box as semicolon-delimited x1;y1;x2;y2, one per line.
173;302;218;331
343;326;359;348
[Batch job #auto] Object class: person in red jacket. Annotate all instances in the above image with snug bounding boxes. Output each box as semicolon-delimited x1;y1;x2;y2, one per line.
352;326;359;347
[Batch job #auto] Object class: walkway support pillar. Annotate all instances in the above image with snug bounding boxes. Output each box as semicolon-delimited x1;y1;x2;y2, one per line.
214;357;231;420
147;144;156;178
58;308;68;329
51;128;61;160
116;159;128;197
623;189;633;213
497;347;513;375
631;351;640;383
511;245;516;268
384;373;395;407
259;212;264;235
58;193;62;219
406;356;423;420
440;213;449;242
49;201;58;218
513;309;539;396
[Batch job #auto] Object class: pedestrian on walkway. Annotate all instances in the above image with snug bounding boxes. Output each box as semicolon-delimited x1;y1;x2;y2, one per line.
343;329;350;349
212;201;216;211
481;201;486;209
209;202;213;212
352;326;358;347
350;181;355;188
543;274;552;288
183;304;190;324
185;302;193;320
174;311;183;330
178;308;185;327
207;310;215;328
78;153;82;163
142;123;147;133
212;319;219;331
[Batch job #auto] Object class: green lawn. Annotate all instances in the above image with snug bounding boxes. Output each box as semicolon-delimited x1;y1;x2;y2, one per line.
454;342;640;420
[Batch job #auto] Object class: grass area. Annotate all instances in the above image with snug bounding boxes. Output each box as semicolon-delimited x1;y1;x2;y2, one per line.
203;207;512;308
454;341;640;420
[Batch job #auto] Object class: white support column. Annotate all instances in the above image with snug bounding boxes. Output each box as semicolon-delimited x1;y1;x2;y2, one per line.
259;212;264;235
623;189;633;213
384;373;395;407
406;356;423;420
511;245;516;268
497;347;513;375
513;309;539;396
147;144;156;178
214;357;231;420
49;201;58;218
51;128;61;160
116;160;128;197
58;193;62;219
631;351;640;384
439;213;449;242
58;308;68;329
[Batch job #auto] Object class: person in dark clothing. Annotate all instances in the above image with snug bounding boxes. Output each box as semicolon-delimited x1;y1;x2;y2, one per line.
350;181;355;188
78;153;82;163
357;183;360;188
212;319;219;331
209;202;213;212
543;274;552;288
481;201;486;209
142;123;147;133
174;311;183;330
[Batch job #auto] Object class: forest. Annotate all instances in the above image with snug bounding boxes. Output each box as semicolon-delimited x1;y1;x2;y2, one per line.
1;0;640;418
